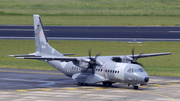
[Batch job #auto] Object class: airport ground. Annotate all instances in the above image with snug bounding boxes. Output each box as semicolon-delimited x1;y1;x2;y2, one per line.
0;68;180;101
0;26;180;101
1;1;180;100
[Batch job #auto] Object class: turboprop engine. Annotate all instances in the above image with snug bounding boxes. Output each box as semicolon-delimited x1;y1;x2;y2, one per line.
73;50;102;73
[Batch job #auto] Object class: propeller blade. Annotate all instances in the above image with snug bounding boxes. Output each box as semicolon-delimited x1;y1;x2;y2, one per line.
95;52;101;60
130;47;144;68
136;62;144;67
132;47;135;60
87;49;102;74
89;49;91;59
92;65;96;74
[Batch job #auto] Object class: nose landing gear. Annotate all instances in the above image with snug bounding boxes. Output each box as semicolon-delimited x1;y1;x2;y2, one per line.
133;86;138;90
129;84;140;90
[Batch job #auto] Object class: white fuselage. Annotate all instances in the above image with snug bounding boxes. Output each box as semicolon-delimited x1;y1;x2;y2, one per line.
47;59;149;85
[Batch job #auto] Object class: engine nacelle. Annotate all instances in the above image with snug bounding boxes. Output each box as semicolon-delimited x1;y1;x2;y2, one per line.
72;58;102;69
73;58;90;68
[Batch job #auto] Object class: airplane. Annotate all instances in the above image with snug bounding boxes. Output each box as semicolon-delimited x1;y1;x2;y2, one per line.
9;14;172;90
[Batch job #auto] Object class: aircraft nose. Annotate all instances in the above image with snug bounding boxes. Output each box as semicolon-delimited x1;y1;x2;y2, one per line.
144;77;149;82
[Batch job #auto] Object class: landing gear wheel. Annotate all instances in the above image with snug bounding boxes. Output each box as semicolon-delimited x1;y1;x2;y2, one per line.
103;82;112;86
78;82;88;86
133;86;138;90
84;83;88;86
103;82;108;86
107;82;112;86
78;82;82;86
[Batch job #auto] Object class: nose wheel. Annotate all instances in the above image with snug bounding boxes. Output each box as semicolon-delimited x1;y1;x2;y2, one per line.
133;86;138;90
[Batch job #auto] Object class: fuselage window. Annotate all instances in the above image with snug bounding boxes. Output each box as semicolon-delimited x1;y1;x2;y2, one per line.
113;70;114;73
105;70;107;72
115;71;117;73
110;70;112;73
108;70;110;73
118;71;119;73
101;69;102;72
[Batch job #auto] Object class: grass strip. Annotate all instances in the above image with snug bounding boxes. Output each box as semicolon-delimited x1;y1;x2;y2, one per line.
0;15;180;26
0;40;179;77
1;0;180;16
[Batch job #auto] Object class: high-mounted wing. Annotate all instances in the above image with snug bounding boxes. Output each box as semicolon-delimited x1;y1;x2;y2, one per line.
15;56;78;62
9;53;75;57
112;52;172;63
130;52;172;58
12;52;171;63
9;55;40;57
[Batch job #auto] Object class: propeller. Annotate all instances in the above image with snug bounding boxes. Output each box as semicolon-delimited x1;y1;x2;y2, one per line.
130;48;144;67
87;49;101;74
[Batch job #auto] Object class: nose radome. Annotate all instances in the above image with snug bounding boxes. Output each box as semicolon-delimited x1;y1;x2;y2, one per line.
144;77;149;82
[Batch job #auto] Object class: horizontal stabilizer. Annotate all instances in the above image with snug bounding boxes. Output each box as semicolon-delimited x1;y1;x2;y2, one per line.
9;54;41;57
63;53;75;56
72;73;107;84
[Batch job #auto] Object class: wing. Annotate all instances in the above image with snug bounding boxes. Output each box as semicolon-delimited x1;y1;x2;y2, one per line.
10;52;171;62
111;52;172;62
130;52;172;58
15;56;78;62
9;53;75;57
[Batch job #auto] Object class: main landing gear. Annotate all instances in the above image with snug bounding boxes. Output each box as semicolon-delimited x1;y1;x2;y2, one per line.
77;82;88;86
102;82;113;86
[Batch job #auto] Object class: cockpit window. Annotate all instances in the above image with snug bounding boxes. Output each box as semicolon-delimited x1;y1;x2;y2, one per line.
135;68;144;73
127;68;134;73
139;68;144;72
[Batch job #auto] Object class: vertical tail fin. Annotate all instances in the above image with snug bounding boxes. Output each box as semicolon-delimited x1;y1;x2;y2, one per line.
33;14;63;56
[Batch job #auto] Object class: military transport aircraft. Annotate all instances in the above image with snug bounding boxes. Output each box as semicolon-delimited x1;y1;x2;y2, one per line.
9;14;171;89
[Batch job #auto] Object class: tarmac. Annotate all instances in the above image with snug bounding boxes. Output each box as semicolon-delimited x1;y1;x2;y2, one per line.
0;68;180;101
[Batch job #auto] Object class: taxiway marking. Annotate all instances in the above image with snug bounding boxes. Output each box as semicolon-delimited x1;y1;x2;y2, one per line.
0;85;177;101
138;91;176;101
